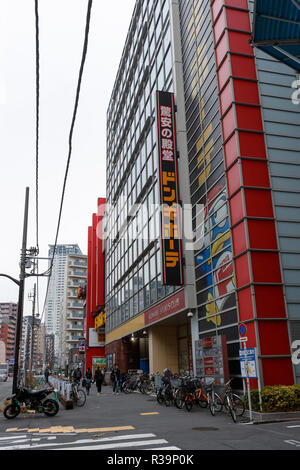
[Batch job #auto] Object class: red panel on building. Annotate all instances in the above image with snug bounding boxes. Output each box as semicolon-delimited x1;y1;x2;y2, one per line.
254;285;286;319
85;199;106;374
241;160;270;188
210;0;294;386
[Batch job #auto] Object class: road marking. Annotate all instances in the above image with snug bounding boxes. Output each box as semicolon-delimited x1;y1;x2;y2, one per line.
5;425;135;434
149;446;181;450
284;440;300;447
286;425;300;428
0;433;167;451
57;439;169;450
0;435;27;441
140;412;160;415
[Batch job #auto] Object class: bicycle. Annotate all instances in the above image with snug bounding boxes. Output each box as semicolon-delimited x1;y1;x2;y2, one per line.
205;377;222;416
219;378;245;422
70;379;86;407
182;377;222;414
157;376;176;406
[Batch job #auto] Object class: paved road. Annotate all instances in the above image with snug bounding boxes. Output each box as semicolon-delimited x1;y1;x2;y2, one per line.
0;381;300;453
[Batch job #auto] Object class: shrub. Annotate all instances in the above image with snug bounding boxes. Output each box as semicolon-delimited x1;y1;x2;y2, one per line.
244;385;300;413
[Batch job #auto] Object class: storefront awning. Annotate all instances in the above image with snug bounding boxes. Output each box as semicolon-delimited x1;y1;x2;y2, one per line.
251;0;300;72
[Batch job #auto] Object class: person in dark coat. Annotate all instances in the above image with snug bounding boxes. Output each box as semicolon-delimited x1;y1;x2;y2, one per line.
44;367;50;384
72;367;82;384
110;364;121;395
84;368;93;395
94;367;104;395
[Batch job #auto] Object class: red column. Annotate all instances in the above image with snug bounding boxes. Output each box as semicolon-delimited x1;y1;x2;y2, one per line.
210;0;294;386
96;198;106;308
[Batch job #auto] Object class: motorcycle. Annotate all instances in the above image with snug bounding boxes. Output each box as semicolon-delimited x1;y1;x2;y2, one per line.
3;386;59;419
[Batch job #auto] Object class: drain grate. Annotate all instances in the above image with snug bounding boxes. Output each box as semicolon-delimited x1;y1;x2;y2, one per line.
192;427;219;431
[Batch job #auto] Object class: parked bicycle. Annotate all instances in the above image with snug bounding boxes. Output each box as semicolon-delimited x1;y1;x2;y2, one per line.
219;378;245;422
157;375;176;406
70;379;86;407
182;377;222;415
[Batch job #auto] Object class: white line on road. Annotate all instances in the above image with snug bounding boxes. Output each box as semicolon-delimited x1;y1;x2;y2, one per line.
149;446;181;450
0;433;157;450
0;435;27;441
57;439;169;450
286;425;300;428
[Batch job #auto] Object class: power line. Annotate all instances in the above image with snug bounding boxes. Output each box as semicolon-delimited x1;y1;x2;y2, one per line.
40;0;93;323
35;0;41;318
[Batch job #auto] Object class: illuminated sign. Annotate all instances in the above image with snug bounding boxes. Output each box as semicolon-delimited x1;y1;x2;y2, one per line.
156;90;183;286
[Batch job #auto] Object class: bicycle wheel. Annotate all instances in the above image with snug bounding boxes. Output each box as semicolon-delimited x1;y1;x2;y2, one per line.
226;395;237;423
198;394;208;408
208;391;216;416
76;388;86;407
157;389;164;404
185;395;194;412
214;393;223;412
232;394;245;416
174;389;185;409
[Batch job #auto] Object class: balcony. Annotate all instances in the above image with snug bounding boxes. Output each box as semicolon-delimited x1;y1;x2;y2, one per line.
68;269;87;278
67;300;84;309
66;323;84;331
67;311;84;319
69;260;87;268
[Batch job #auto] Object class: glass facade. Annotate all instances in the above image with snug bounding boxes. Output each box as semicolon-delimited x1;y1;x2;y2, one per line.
178;0;240;383
105;0;180;334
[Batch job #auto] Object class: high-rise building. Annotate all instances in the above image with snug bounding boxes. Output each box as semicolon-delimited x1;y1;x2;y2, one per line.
104;0;300;388
45;244;82;358
60;253;87;371
0;302;17;363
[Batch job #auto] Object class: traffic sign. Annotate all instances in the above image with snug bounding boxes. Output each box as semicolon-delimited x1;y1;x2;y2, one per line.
239;348;257;378
239;323;247;338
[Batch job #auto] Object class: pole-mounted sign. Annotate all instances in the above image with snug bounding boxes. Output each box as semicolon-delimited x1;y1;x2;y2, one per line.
156;90;183;286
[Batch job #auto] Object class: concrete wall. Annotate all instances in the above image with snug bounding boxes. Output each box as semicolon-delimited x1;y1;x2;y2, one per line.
149;325;178;374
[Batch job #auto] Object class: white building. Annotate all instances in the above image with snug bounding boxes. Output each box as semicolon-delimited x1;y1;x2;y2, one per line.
45;244;82;361
59;253;87;371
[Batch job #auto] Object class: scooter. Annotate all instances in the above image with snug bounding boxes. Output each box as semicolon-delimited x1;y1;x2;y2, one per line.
3;386;59;419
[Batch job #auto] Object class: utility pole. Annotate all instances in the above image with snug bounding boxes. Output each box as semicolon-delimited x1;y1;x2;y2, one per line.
12;187;29;394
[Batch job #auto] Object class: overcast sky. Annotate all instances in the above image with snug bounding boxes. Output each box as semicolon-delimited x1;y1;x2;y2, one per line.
0;0;136;314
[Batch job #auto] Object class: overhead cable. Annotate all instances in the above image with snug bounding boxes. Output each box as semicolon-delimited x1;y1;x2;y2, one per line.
40;0;93;322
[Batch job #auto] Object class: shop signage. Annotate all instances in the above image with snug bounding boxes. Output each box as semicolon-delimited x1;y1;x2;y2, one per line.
156;90;183;286
144;289;185;325
195;335;229;385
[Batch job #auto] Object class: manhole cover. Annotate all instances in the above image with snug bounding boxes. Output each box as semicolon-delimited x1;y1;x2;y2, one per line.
192;427;218;431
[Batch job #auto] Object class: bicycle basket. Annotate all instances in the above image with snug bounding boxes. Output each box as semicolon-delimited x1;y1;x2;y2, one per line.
170;378;180;388
183;380;196;393
202;377;215;390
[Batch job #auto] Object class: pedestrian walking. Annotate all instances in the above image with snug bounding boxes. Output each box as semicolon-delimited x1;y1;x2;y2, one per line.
94;367;104;395
83;367;93;396
44;367;50;384
110;364;121;395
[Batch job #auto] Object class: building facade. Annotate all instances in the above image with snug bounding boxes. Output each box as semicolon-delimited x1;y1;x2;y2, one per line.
0;302;17;364
85;198;106;376
104;0;300;387
45;244;82;360
60;253;87;372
